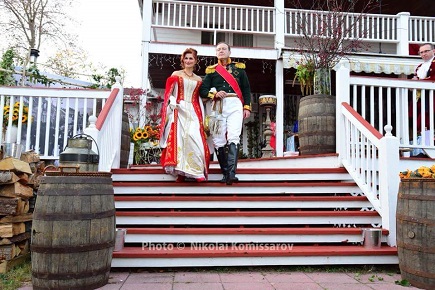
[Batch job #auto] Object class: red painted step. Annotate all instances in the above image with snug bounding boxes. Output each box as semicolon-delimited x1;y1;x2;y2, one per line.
112;245;397;258
113;181;358;187
112;167;349;174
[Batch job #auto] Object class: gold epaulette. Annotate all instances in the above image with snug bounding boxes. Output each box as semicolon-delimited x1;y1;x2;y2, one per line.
235;62;246;69
205;64;218;74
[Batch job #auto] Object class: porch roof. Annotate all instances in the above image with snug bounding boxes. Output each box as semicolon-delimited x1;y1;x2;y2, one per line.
282;51;421;75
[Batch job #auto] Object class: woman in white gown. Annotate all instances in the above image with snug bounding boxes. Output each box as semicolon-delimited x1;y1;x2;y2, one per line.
159;48;210;182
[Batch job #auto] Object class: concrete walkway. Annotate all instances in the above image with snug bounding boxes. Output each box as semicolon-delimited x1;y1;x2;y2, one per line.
19;267;422;290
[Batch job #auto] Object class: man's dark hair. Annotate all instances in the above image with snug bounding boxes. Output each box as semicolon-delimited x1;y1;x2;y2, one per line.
420;43;434;49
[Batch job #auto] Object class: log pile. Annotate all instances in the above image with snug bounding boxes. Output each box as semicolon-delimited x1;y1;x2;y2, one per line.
0;153;43;273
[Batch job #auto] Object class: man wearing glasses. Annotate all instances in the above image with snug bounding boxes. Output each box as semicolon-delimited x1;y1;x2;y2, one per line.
409;43;435;151
413;43;435;80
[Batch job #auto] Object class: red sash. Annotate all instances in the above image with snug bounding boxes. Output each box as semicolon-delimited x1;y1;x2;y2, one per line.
215;64;244;104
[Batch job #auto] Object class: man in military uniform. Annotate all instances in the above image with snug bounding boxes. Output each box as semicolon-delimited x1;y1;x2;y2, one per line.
410;43;435;134
200;42;252;185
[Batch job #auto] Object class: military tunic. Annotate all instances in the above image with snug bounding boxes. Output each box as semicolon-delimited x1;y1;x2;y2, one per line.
199;61;251;148
200;62;252;111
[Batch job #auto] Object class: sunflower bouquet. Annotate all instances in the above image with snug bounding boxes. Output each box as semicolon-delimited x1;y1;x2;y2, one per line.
131;124;160;164
399;165;435;179
3;101;30;126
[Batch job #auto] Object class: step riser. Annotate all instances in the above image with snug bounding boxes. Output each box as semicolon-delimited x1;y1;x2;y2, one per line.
114;186;362;195
111;161;395;267
111;256;399;267
115;216;382;225
124;234;388;244
115;201;372;209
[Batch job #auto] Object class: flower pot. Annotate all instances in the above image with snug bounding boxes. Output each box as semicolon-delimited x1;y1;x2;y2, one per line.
297;94;336;155
5;125;18;143
396;179;435;289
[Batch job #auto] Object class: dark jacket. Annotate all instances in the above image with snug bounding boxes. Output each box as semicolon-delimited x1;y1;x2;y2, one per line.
200;62;252;111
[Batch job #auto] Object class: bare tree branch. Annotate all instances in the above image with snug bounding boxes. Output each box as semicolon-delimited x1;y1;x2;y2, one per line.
0;0;74;52
290;0;379;69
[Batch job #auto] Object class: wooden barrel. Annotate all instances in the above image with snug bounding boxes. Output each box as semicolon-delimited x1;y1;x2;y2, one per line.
396;179;435;289
120;111;130;168
31;173;116;290
297;94;336;155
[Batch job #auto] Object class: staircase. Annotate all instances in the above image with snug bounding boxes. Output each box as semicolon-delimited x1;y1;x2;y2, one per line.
111;155;398;267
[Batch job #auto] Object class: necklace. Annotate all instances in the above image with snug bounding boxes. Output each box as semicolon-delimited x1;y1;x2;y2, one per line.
183;70;194;78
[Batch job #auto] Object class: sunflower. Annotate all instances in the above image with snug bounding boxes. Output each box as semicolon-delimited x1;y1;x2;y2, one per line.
2;102;30;126
133;131;143;141
141;131;150;140
400;165;435;179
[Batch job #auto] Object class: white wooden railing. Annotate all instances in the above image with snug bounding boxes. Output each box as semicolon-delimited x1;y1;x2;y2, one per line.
346;75;434;152
151;0;435;49
284;9;399;42
85;78;124;172
0;86;111;160
152;0;275;34
335;63;435;246
338;102;400;246
409;16;435;43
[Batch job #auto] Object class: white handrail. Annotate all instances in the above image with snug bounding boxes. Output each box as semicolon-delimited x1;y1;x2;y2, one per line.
337;64;401;246
340;103;400;245
85;77;124;172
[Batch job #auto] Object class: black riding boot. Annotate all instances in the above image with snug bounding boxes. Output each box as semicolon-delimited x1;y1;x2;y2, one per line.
215;147;228;183
226;143;239;185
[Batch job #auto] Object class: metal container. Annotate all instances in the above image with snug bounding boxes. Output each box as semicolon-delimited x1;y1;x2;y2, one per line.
114;228;127;252
3;143;24;159
59;135;99;172
362;228;382;249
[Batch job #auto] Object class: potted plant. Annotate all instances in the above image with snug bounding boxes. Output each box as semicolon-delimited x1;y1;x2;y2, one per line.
292;60;315;96
125;88;163;165
293;0;377;155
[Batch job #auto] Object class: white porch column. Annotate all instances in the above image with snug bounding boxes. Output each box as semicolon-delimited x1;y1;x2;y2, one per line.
275;60;284;157
140;0;153;127
274;0;285;51
274;0;285;157
397;12;410;56
141;0;153;90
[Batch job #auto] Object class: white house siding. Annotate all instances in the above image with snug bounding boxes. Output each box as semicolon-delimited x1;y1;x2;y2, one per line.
152;27;201;44
255;35;275;49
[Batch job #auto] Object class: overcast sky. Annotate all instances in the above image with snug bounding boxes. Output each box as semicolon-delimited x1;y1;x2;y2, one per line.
67;0;143;87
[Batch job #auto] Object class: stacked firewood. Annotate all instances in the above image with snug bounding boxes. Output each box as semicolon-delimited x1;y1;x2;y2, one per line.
0;152;43;273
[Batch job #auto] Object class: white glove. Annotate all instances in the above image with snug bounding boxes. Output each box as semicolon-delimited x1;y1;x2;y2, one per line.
168;95;177;110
